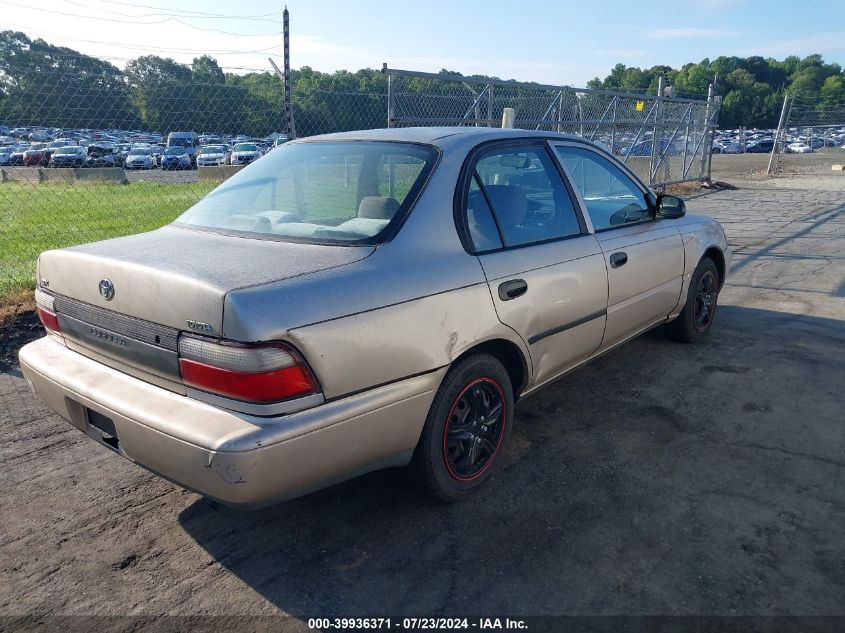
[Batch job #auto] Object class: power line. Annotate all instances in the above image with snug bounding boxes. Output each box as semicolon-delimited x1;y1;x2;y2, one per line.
0;1;283;37
4;22;284;56
85;0;285;20
66;0;284;23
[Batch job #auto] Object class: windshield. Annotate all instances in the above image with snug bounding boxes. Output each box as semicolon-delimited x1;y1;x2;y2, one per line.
234;143;258;152
176;141;437;244
164;147;186;156
200;146;225;154
169;137;194;148
56;147;83;155
130;148;152;155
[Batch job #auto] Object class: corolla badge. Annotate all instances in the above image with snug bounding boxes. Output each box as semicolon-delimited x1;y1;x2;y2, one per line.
98;278;115;301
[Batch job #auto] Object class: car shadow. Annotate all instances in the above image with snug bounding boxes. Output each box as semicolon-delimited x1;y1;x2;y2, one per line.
178;306;845;617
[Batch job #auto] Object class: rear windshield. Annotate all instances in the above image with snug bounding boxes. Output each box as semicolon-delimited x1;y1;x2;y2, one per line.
175;141;438;244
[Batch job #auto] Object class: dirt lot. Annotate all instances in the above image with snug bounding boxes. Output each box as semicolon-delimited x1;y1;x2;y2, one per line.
1;168;844;628
711;147;845;181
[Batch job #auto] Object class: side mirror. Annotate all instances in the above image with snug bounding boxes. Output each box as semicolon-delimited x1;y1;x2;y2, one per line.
656;194;685;219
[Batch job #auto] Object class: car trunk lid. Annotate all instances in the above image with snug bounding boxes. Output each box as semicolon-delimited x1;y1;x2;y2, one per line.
39;225;374;386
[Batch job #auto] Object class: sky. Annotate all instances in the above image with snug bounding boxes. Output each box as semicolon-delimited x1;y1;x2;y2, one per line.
3;0;845;87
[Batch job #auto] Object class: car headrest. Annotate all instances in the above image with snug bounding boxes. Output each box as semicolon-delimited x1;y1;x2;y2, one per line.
358;196;400;220
483;185;527;228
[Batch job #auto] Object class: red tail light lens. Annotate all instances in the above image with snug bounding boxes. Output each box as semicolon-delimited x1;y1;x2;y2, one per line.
34;288;60;333
178;336;318;403
36;306;60;333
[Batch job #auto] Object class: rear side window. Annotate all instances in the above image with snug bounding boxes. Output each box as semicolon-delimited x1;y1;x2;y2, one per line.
469;146;582;249
467;177;504;251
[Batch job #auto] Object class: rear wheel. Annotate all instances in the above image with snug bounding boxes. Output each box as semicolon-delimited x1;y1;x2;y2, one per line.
409;354;513;502
665;257;720;343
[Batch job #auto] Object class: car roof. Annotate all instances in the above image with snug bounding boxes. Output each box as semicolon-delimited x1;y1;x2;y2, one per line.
296;127;587;149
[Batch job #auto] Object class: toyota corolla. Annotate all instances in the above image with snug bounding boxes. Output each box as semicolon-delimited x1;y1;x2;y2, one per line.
20;128;730;508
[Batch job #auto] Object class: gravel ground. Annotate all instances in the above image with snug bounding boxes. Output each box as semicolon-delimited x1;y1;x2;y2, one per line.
1;172;843;628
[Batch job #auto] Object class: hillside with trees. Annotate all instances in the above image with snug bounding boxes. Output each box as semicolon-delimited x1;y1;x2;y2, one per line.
1;30;843;135
587;55;844;128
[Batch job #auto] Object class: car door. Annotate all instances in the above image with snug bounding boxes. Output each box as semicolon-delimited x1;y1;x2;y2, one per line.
459;141;609;388
551;142;684;350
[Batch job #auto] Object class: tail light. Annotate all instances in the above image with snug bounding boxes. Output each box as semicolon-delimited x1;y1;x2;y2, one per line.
34;288;60;333
178;335;318;403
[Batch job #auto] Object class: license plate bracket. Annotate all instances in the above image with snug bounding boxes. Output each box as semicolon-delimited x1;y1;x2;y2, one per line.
86;408;119;449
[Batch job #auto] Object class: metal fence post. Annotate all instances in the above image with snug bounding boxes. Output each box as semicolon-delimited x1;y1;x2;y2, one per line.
610;97;617;154
767;93;790;175
557;91;563;133
649;76;665;186
386;65;395;128
705;83;717;180
487;85;493;127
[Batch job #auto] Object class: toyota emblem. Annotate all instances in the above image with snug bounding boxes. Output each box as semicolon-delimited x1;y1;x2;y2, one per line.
99;278;115;301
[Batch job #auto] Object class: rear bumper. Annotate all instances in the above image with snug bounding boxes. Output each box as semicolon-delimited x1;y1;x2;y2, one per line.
19;336;442;508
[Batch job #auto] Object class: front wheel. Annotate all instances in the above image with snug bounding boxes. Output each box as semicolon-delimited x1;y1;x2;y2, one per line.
409;354;513;502
665;257;720;343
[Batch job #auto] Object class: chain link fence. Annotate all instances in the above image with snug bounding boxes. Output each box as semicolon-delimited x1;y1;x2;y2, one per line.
2;62;719;298
767;92;845;175
1;64;290;297
381;67;720;187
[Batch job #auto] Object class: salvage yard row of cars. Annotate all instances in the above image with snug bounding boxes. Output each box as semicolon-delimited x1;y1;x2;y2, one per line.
0;127;288;170
711;127;845;154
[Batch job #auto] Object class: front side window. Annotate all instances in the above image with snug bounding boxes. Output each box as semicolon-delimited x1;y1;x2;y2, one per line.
176;141;437;244
554;146;652;230
470;145;582;248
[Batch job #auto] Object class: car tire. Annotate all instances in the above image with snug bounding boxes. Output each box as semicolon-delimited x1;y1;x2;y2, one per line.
665;257;720;343
409;353;513;503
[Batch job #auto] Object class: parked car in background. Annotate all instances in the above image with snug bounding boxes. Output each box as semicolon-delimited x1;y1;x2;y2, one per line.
8;144;29;166
786;142;814;154
167;131;199;167
713;141;743;154
124;146;156;170
20;128;731;508
197;145;230;167
42;140;77;165
0;145;15;165
161;147;192;170
86;143;119;167
49;146;87;168
745;139;774;153
23;143;49;166
620;138;680;157
230;142;263;165
115;144;132;167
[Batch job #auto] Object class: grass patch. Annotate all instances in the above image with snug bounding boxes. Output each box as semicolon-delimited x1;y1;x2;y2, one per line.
0;180;218;297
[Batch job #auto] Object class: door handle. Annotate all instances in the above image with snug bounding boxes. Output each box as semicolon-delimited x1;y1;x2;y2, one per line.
609;252;628;268
498;279;528;301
